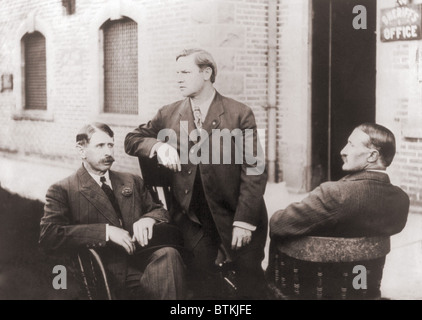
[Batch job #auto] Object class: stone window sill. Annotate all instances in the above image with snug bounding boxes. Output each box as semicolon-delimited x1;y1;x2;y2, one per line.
96;112;146;127
12;110;54;122
403;128;422;139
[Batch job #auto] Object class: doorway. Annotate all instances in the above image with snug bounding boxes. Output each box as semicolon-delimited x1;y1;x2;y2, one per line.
311;0;376;189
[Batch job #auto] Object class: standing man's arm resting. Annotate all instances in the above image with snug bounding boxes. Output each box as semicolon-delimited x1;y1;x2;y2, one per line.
125;109;181;172
124;109;164;158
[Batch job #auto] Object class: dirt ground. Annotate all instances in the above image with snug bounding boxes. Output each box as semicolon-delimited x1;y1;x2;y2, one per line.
0;186;80;300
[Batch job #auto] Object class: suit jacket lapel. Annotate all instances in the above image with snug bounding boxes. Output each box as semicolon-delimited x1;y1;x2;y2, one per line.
109;170;135;228
178;98;195;137
202;93;224;133
78;166;121;226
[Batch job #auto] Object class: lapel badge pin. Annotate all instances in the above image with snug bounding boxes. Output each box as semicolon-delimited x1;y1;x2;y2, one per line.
122;187;133;197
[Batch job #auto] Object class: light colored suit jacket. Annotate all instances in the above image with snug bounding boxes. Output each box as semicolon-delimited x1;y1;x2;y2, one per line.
39;165;168;287
270;171;410;239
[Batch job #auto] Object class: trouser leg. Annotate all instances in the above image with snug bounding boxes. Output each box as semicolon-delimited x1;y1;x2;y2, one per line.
187;233;221;299
126;247;186;300
232;248;267;300
187;238;267;300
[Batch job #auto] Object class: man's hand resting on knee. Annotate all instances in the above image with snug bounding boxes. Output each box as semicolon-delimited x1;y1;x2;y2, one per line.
132;217;157;247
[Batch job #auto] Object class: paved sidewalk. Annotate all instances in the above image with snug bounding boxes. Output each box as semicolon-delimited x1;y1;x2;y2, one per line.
0;156;421;299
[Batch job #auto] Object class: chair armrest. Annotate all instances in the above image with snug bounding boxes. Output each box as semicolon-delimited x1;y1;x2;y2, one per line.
267;236;390;300
276;236;391;263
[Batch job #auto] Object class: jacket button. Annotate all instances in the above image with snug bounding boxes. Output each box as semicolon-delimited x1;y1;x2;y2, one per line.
212;121;216;126
185;189;189;194
187;169;192;175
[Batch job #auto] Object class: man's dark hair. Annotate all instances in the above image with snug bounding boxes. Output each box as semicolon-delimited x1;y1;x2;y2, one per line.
76;122;114;146
176;48;217;83
357;123;396;167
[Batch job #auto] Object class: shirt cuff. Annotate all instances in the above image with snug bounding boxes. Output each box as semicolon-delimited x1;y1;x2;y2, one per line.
149;141;164;158
105;224;110;241
233;221;257;232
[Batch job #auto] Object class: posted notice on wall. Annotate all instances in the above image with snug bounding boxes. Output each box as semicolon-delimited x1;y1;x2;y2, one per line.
381;5;422;42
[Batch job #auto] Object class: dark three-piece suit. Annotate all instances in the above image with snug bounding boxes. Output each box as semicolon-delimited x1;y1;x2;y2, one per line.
125;91;268;298
39;166;185;299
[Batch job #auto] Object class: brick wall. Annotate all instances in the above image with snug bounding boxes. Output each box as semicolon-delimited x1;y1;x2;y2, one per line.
0;0;273;176
377;0;422;214
3;0;419;214
398;138;422;213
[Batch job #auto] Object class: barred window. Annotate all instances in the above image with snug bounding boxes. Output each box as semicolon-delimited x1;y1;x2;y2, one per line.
102;17;138;115
23;32;47;110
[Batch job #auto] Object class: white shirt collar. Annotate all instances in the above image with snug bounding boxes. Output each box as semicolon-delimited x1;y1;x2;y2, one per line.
190;89;216;119
86;167;112;189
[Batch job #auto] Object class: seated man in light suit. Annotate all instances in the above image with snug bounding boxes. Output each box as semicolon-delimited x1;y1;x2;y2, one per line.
270;122;410;240
39;122;186;299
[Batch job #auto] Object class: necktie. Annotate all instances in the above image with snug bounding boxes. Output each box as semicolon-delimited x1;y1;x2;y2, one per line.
193;105;202;130
100;176;123;226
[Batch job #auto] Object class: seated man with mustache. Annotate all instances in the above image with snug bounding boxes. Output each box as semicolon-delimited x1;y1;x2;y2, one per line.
39;122;186;299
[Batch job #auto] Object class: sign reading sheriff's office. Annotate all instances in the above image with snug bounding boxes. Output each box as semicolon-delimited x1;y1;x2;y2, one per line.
381;5;422;42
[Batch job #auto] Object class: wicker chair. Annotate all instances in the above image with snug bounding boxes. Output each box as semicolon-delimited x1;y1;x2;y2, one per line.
138;156;172;208
266;236;391;300
74;248;114;300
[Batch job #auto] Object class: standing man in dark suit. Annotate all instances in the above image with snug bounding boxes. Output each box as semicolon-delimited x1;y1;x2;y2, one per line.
270;123;410;239
39;122;186;299
124;49;268;299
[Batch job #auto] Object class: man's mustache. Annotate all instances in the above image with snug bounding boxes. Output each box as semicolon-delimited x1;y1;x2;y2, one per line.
101;157;115;164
